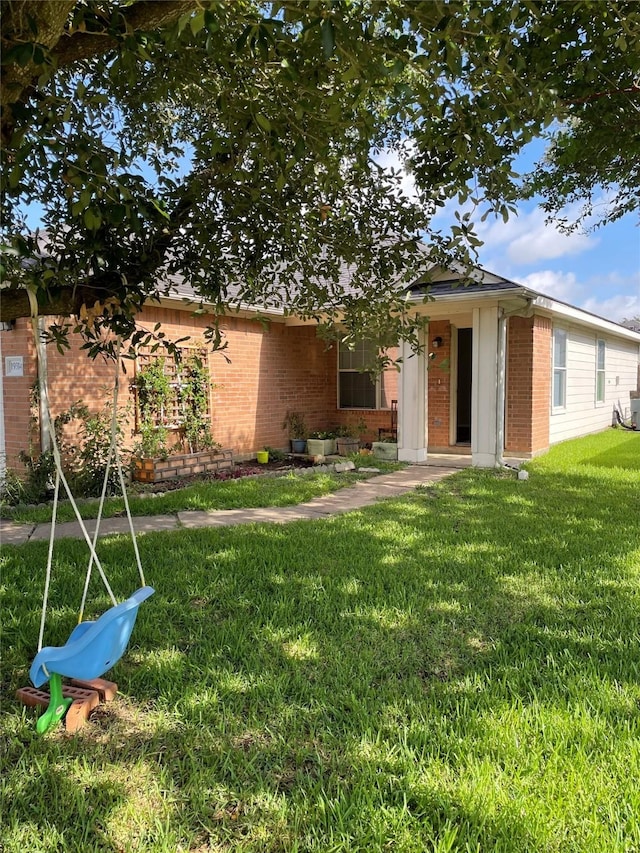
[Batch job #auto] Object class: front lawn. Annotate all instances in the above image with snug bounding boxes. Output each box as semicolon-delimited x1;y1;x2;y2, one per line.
1;429;639;852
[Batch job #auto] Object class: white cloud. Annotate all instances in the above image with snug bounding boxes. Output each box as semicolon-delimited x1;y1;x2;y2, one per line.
581;293;640;324
520;269;581;302
519;269;640;323
477;206;598;265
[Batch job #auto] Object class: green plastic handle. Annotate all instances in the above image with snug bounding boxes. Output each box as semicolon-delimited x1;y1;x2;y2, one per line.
36;673;72;734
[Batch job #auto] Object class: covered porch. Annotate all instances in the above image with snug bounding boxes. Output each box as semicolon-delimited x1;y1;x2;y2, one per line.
396;292;551;468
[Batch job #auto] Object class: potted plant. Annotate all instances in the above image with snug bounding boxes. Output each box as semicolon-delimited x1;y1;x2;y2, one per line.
282;410;307;453
335;418;366;456
306;430;336;457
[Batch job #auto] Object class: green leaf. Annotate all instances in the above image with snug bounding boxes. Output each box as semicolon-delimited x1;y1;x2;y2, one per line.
83;208;102;231
256;114;272;132
1;42;35;66
190;10;206;37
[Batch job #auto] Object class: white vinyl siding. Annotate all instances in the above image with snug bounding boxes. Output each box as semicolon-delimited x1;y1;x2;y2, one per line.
549;326;640;445
596;339;605;404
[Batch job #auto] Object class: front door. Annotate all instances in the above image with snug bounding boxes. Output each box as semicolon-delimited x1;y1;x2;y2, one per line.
456;328;472;444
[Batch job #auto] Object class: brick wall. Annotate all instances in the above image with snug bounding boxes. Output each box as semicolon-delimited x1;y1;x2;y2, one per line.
427;320;451;447
2;307;409;471
505;315;551;455
2;319;40;469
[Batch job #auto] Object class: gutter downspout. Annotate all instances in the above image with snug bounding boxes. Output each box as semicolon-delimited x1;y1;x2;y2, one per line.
495;299;534;466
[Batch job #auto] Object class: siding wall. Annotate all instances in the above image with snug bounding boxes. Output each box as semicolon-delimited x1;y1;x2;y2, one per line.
549;323;639;445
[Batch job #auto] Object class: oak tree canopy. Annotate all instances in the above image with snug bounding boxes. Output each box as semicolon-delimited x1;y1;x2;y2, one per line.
1;0;638;356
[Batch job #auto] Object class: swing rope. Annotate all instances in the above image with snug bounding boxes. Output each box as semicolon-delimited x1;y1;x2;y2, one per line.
77;338;146;624
29;291;119;651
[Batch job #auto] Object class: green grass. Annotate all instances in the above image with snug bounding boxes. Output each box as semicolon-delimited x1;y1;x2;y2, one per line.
1;456;403;524
529;427;640;473
1;429;639;852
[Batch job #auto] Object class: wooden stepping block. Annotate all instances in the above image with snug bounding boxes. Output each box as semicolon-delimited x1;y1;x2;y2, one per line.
16;684;100;732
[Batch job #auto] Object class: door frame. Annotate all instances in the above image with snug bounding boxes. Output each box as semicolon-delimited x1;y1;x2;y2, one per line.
449;325;458;447
449;325;473;446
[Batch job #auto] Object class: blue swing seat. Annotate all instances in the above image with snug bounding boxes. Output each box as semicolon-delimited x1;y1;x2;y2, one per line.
30;586;155;689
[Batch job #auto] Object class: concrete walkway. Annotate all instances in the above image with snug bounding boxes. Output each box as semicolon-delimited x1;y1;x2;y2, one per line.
0;463;467;547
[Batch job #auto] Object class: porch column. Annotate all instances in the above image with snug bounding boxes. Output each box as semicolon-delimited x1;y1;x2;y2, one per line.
471;306;499;467
397;330;428;463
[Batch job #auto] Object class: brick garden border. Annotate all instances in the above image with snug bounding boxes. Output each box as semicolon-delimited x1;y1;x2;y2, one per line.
133;448;233;484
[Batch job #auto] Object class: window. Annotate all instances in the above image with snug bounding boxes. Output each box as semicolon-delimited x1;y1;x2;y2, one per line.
552;329;567;410
596;339;606;403
338;340;394;409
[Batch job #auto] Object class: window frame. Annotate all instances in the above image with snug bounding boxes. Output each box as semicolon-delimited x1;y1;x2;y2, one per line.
595;338;606;405
552;328;567;412
337;339;390;410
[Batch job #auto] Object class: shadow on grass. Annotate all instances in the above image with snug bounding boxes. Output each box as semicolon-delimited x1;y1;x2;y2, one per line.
2;463;639;851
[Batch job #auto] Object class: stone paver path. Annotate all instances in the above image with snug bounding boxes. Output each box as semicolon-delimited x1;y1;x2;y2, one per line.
0;464;465;546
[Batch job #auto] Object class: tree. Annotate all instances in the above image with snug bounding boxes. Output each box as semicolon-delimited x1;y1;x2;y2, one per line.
1;1;638;356
524;5;640;229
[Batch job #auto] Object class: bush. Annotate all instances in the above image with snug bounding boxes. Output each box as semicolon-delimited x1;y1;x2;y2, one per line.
4;400;128;506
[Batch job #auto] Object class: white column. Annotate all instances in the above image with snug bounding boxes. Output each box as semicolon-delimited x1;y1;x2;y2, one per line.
471;306;499;467
397;330;428;463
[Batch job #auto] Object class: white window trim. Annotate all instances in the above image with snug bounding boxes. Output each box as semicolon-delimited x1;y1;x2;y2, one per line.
552;328;567;413
595;338;606;406
337;341;387;410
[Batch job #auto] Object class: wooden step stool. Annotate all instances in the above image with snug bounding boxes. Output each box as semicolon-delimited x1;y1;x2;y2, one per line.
16;677;118;732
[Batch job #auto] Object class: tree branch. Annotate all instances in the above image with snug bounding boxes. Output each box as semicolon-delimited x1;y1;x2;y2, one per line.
0;283;119;322
1;0;198;146
52;0;198;68
565;85;640;106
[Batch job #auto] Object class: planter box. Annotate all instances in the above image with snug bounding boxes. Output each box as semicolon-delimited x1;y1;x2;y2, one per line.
336;437;360;456
306;438;336;456
133;448;233;483
372;441;398;461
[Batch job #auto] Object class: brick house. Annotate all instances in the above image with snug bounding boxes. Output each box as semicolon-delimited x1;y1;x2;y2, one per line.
1;265;639;477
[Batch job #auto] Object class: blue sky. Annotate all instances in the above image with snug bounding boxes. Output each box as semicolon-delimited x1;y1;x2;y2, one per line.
470;200;639;326
431;140;640;325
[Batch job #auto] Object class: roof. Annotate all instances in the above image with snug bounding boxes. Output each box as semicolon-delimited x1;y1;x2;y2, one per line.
406;267;640;344
158;258;640;344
